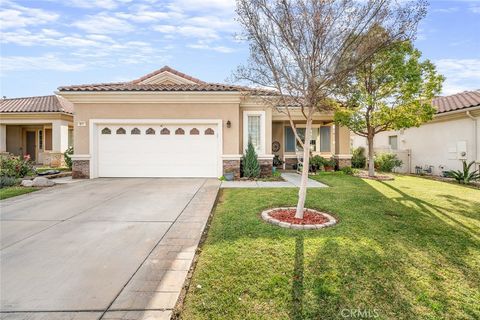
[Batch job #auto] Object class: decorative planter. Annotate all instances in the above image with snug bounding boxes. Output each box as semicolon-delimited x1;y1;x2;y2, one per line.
224;172;235;181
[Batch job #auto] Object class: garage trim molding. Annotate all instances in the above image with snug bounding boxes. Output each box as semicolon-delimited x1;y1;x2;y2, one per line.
88;118;223;179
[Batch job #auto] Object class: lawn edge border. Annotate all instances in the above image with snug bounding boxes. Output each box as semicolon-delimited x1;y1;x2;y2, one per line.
261;207;337;230
171;188;223;320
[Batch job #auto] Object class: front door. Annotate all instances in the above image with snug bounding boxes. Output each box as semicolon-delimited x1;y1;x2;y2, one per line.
26;131;36;161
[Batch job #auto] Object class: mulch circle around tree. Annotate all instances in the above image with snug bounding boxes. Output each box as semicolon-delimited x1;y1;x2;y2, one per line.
354;171;394;181
261;207;337;230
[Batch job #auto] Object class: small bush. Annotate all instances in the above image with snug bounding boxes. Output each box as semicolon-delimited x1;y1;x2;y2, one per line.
0;176;19;188
351;147;366;169
242;142;260;178
341;166;358;175
375;153;403;172
310;155;325;171
0;155;34;178
64;146;73;170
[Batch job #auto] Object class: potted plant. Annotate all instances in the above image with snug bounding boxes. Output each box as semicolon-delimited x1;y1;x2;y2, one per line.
323;158;336;172
273;155;283;173
310;155;325;172
224;170;235;181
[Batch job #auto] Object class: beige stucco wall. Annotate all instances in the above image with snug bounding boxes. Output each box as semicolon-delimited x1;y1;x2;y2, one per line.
73;102;240;155
351;111;480;174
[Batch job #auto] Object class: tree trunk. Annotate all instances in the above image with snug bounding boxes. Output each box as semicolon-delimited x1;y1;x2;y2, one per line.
295;117;313;219
367;135;375;177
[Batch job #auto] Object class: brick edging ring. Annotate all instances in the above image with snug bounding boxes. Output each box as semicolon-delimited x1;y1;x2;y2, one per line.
261;207;337;230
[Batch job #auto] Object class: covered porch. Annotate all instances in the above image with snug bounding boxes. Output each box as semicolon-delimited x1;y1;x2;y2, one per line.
271;110;352;169
0;118;73;167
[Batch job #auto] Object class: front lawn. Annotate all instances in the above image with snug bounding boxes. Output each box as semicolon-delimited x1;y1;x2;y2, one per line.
180;173;480;320
0;186;39;200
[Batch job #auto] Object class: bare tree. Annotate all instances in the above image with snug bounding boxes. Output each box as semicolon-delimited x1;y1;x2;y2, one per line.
234;0;427;219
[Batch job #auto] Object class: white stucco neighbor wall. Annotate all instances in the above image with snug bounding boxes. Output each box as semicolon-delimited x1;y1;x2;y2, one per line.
351;113;480;175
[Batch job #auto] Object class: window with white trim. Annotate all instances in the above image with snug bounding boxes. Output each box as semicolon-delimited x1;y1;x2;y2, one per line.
243;111;265;154
247;115;261;151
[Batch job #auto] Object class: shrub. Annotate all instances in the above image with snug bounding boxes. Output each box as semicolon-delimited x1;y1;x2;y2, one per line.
310;155;325;171
341;166;358;175
351;147;366;169
323;158;336;169
64;146;74;170
242;142;260;178
0;155;34;178
448;160;480;184
374;153;403;172
0;176;19;188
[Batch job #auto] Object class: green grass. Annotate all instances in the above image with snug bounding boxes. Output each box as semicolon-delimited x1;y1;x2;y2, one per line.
0;186;39;200
180;173;480;320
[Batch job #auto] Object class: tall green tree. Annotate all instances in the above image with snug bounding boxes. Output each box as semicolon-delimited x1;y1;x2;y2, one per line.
335;40;444;177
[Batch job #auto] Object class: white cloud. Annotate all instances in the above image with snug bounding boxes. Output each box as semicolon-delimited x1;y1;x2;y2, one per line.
188;43;234;53
434;59;480;95
0;2;58;29
72;13;134;34
432;7;458;13
60;0;132;10
153;25;220;39
1;54;86;72
470;5;480;14
168;0;235;13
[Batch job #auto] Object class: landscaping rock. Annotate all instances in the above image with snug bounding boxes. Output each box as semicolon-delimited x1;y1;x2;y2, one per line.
21;180;34;187
32;177;55;187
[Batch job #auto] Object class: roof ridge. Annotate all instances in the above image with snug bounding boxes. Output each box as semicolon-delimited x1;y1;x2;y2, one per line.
130;66;207;84
0;94;56;101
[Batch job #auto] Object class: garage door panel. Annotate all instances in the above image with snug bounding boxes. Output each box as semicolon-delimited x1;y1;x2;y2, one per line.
97;124;218;177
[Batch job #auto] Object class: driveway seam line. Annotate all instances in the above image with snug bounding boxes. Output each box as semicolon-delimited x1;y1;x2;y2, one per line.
98;179;208;320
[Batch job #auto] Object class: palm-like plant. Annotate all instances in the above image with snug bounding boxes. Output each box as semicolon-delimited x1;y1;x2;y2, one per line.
448;161;480;184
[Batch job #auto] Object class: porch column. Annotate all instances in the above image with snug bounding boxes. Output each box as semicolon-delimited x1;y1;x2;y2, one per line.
334;124;352;168
0;124;6;152
52;120;69;153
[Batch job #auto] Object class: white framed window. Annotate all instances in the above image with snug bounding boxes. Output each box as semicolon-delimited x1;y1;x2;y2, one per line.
243;111;265;154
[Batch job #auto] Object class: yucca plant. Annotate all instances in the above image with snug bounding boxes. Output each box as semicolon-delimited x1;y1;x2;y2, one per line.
448;160;480;184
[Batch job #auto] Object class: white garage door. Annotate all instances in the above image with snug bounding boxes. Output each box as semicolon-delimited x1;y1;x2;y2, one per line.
97;123;219;177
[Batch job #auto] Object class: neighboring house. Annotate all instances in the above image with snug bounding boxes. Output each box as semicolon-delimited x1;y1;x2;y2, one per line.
352;90;480;175
57;66;351;179
0;95;74;167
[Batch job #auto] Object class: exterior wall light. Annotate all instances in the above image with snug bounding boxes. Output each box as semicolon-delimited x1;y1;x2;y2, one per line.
226;120;231;128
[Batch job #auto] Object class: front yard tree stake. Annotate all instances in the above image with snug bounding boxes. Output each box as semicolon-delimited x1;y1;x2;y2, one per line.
335;39;444;177
234;0;427;218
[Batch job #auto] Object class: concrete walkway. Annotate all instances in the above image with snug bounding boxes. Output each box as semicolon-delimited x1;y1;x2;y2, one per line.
1;178;220;320
221;172;328;188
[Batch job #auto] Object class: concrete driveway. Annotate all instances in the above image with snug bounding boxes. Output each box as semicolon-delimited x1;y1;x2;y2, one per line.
0;178;220;320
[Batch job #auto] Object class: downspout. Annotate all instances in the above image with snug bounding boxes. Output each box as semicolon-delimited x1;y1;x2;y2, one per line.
466;111;478;168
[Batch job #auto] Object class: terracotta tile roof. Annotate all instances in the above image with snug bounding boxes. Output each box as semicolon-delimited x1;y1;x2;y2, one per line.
131;66;206;84
433;90;480;114
58;82;249;92
57;66;270;93
0;95;73;114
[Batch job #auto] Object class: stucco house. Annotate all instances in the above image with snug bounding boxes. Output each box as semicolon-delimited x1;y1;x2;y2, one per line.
0;95;74;167
57;66;352;179
352;90;480;175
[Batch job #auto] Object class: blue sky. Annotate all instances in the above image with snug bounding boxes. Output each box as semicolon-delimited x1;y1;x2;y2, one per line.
1;0;479;98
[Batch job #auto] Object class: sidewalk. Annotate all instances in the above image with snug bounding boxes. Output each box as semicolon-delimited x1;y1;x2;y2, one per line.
220;172;328;188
